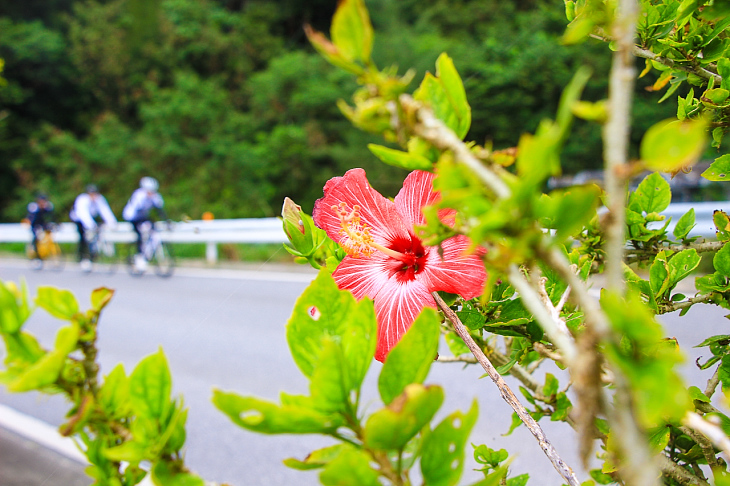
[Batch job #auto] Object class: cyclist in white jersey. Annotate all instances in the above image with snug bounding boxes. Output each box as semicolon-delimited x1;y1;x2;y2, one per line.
70;185;118;269
123;177;166;267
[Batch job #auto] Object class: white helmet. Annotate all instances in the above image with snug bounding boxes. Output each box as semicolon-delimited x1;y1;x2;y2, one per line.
140;176;159;192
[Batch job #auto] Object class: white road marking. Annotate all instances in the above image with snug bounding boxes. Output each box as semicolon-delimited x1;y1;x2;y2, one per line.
0;403;154;485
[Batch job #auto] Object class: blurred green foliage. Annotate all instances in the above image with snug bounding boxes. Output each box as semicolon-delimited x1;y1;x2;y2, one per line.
0;0;677;222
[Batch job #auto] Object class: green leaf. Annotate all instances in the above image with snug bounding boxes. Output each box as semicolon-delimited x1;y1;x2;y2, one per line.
287;270;375;384
103;440;148;463
704;88;730;105
702;154;730;181
507;474;529;486
284;445;346;471
36;287;79;321
367;144;432;170
673;208;696;240
421;400;479;486
542;373;559;398
414;54;471;140
7;349;66;392
150;460;205;486
99;364;130;419
601;291;691;426
364;384;444;450
212;389;342;434
549;185;601;241
7;323;80;392
715;243;730;276
0;283;23;334
435;53;471;139
650;251;670;297
379;308;441;405
647;425;671;452
90;287;114;313
715;211;730;242
319;445;381;486
309;339;348;413
667;249;700;286
635;172;671;214
129;349;172;420
720;355;730;392
330;0;373;63
640;118;707;172
688;386;711;403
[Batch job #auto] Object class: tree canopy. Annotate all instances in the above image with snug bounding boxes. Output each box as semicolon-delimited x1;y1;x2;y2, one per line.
0;0;676;222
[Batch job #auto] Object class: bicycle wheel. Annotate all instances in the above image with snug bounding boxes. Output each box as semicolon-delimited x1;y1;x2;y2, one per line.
94;240;119;274
26;243;43;270
151;242;175;278
125;244;145;277
44;243;65;272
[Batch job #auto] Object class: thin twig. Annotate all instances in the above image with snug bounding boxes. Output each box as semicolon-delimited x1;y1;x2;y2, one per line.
632;45;723;85
400;94;512;200
432;292;581;486
508;265;578;365
684;412;730;461
704;365;721;399
658;293;718;315
658;454;711;486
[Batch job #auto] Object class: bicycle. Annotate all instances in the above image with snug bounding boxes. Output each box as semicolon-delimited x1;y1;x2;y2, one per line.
26;224;65;271
83;225;119;274
125;221;175;277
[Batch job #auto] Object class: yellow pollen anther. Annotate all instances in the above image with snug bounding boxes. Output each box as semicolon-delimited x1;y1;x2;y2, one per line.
332;202;376;257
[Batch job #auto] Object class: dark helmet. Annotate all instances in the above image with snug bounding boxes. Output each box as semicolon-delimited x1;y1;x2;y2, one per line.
35;191;48;201
86;184;99;194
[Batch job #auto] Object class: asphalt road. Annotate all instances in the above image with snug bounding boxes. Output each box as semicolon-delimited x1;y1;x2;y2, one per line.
0;258;726;486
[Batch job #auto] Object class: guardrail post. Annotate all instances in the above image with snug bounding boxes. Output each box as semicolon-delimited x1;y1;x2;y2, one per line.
206;241;218;264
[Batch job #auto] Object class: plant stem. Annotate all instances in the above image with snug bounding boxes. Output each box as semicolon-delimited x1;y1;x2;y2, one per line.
432;291;581;486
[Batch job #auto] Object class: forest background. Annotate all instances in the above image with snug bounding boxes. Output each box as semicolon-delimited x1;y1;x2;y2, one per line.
0;0;682;223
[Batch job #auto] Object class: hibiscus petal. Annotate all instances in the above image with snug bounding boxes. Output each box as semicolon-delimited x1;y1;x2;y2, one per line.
417;235;487;300
313;168;410;248
394;170;439;227
332;254;392;300
373;277;436;362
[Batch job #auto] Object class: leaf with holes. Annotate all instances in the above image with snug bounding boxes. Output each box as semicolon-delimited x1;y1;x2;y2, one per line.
702;154;730;181
667;249;700;288
212;389;343;434
634;172;671;214
287;270;376;391
715;211;730;242
364;384;444;450
421;400;479;486
378;308;441;405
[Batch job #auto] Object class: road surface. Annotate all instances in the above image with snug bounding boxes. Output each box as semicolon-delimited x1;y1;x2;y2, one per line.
0;258;724;485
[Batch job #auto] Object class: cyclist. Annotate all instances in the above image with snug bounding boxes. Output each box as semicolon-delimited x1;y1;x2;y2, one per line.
123;177;166;269
69;184;118;270
25;192;55;258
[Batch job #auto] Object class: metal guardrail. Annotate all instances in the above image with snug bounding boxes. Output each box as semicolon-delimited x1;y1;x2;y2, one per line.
0;218;288;264
1;203;729;263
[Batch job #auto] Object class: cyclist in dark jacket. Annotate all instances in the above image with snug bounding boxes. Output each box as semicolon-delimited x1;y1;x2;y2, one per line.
25;193;55;256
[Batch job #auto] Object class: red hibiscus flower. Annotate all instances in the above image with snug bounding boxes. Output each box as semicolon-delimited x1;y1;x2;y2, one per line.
313;168;487;362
